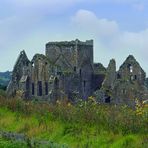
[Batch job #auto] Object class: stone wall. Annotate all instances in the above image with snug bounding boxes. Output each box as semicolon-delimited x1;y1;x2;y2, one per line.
7;51;31;97
7;39;147;106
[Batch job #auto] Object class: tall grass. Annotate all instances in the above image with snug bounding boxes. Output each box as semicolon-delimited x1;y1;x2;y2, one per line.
0;92;147;147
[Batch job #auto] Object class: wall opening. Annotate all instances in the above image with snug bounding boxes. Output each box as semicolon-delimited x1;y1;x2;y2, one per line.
105;96;110;103
26;61;29;66
55;77;58;85
74;66;76;72
122;89;126;94
38;81;42;96
128;64;133;73
32;62;34;67
45;82;48;95
54;77;59;89
134;75;137;80
117;73;121;79
32;83;34;95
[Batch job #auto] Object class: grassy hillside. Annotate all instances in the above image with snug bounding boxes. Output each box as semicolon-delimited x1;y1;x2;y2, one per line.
0;95;147;148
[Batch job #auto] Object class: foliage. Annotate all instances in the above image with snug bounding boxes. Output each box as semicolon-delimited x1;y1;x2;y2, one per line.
0;136;27;148
0;94;147;147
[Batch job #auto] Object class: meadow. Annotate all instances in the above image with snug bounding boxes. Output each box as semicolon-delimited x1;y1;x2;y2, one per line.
0;90;147;148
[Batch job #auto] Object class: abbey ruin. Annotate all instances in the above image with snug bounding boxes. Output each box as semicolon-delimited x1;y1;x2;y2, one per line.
7;39;148;105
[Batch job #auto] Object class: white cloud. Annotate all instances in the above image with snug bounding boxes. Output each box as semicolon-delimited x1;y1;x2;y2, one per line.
71;9;148;72
72;10;119;38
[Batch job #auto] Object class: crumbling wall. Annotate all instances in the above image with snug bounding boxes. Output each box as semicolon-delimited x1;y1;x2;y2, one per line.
113;55;147;105
7;50;31;97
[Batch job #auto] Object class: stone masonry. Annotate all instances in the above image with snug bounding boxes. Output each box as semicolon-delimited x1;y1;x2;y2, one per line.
7;39;104;102
7;39;148;105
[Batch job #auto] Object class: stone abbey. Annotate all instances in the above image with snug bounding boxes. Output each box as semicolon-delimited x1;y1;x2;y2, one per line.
7;39;148;105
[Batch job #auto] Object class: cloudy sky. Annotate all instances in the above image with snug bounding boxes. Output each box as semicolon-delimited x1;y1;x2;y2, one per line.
0;0;148;74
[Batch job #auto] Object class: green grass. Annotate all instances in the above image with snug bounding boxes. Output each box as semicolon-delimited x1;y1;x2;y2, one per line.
0;136;27;148
0;96;147;148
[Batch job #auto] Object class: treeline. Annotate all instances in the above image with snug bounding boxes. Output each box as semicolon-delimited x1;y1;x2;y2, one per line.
0;84;7;90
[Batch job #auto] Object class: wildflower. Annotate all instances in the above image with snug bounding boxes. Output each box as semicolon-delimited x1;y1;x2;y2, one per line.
67;102;71;107
56;100;61;105
88;96;97;105
135;98;143;116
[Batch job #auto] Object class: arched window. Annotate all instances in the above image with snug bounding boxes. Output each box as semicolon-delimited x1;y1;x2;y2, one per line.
32;62;34;67
128;64;133;73
38;81;42;96
130;66;133;73
74;66;76;72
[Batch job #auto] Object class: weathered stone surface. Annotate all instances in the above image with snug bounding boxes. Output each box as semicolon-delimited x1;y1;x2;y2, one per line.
102;59;116;90
7;50;31;97
7;39;101;102
117;55;146;85
94;59;116;103
112;55;148;106
94;55;148;105
7;40;148;105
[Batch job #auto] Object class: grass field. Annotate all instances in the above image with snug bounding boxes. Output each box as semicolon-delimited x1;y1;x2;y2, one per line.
0;93;147;147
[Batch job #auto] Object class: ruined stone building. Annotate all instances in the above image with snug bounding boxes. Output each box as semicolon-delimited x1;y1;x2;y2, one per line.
7;39;105;102
95;55;148;106
7;39;148;105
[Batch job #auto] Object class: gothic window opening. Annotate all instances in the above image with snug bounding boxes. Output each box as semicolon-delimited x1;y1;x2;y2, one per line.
134;75;137;80
32;62;34;67
54;77;59;89
38;81;42;96
128;64;133;73
74;66;76;72
45;82;48;95
32;83;34;95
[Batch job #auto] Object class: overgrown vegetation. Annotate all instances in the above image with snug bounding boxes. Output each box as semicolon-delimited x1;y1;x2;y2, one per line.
0;92;147;148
